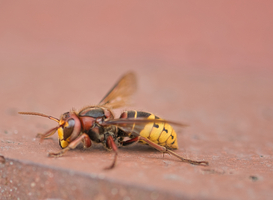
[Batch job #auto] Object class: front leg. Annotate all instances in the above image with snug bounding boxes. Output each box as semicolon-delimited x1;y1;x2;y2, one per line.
48;133;92;157
36;126;60;142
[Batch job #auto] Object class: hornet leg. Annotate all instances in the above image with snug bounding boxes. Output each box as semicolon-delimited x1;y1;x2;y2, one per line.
48;133;91;157
36;126;59;142
104;135;118;170
137;136;208;166
121;137;139;146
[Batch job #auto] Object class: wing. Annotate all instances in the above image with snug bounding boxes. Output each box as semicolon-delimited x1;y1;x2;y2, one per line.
98;72;137;109
100;118;188;137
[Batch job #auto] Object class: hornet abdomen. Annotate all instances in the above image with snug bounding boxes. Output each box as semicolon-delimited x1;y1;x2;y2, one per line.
120;110;178;149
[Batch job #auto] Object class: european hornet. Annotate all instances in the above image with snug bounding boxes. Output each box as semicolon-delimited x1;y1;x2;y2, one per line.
19;72;208;169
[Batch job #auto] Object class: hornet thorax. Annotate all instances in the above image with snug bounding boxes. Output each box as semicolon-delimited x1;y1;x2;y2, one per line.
78;106;116;143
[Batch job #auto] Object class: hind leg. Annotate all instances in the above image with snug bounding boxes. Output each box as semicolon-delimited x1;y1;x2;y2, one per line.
120;137;140;146
122;136;208;166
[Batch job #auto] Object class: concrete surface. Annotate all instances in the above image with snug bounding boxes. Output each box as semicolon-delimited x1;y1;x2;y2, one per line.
0;1;273;200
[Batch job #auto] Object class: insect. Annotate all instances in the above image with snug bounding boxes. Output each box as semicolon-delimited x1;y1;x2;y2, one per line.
19;72;208;169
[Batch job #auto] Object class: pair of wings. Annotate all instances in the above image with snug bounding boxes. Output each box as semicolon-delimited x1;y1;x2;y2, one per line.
19;72;186;138
91;72;186;135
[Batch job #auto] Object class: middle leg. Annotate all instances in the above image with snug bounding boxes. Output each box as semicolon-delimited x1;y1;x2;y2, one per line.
104;135;118;170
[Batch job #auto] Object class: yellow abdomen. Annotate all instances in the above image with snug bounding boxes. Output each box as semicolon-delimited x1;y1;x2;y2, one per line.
122;110;178;149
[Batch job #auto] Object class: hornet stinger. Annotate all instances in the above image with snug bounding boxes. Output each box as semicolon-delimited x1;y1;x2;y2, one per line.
19;72;208;169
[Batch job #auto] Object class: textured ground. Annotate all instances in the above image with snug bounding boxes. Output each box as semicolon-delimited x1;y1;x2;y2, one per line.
0;1;273;199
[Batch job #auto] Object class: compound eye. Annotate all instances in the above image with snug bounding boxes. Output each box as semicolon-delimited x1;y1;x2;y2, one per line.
63;119;75;140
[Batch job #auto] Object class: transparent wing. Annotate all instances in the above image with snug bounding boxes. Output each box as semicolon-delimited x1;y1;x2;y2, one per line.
100;118;187;137
99;72;137;109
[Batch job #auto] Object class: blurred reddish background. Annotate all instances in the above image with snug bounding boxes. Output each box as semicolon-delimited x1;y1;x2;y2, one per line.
0;1;273;199
0;1;272;72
